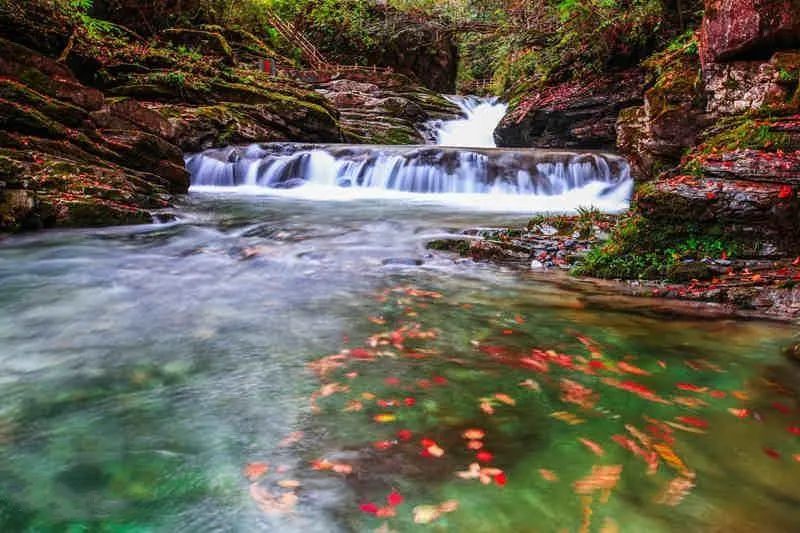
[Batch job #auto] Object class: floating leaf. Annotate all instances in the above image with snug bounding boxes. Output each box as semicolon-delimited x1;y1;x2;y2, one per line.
413;505;441;524
764;447;781;459
494;392;517;405
277;479;301;489
244;462;269;481
373;414;396;423
578;438;605;456
539;469;559;482
476;451;494;463
387;490;404;507
617;361;650;376
551;411;585;425
462;428;485;440
656;476;695;506
467;439;484;450
653;443;692;477
573;465;623;495
360;502;380;515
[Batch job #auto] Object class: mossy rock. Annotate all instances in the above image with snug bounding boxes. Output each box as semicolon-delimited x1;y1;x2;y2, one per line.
0;98;65;138
666;261;713;282
160;28;236;67
0;78;88;128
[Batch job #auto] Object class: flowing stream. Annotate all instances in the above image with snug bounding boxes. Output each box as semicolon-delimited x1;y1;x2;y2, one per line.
0;98;799;531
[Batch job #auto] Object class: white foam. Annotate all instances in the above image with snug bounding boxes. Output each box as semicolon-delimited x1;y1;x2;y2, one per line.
190;178;633;214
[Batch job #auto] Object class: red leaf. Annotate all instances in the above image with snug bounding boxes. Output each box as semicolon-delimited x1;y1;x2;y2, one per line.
763;447;781;459
404;397;416;406
397;429;413;441
360;502;380;514
779;185;793;199
387;490;404;507
494;472;507;486
772;402;792;414
676;416;708;429
788;426;800;436
476;451;494;463
676;383;706;392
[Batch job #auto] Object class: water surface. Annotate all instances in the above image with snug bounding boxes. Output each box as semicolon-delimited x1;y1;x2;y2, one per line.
0;195;798;532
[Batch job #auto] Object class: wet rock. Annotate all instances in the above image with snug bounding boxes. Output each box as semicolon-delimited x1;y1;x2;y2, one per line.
382;258;424;266
617;40;713;179
495;69;644;150
668;261;714;282
699;0;800;67
160;28;236;66
314;72;460;145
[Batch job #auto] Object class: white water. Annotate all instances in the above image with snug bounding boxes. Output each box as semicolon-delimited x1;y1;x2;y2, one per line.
432;95;508;148
186;143;633;213
186;96;633;213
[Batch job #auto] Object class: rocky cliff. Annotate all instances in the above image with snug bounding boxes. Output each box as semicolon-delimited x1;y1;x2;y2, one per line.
578;0;800;300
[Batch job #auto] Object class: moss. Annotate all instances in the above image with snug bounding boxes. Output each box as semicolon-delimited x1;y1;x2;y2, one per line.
573;214;739;280
697;116;794;154
0;99;65;138
426;239;472;255
0;79;88;127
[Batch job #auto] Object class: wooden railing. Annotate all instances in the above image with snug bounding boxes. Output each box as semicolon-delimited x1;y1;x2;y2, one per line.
264;8;329;68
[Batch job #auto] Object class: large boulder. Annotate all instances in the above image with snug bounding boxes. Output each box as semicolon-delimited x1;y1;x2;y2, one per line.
617;39;713;179
700;0;800;66
494;70;644;150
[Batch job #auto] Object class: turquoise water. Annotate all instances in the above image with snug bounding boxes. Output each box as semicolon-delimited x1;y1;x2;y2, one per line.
0;194;797;532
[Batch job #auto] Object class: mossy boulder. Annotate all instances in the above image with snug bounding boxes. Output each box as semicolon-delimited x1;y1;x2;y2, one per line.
160;28;236;66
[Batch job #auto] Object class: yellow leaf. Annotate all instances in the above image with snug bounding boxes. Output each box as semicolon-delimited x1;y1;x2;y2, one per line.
494;393;516;406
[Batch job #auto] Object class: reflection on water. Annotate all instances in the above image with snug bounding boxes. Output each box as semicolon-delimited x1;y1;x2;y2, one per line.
0;194;797;532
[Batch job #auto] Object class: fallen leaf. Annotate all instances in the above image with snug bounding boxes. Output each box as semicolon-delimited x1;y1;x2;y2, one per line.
539;469;559;482
578;438;605;456
244;462;269;481
413;505;441;524
387;490;404;507
462;428;485;440
278;479;301;489
573;465;623;495
373;414;396;423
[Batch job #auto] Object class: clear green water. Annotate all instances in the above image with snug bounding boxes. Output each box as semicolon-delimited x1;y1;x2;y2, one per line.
0;194;798;532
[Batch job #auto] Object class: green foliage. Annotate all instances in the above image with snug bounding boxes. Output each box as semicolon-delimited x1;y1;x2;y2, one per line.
573;214;737;280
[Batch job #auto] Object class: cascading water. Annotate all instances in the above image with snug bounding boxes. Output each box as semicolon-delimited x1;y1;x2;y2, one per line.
430;95;508;147
186;143;633;212
186;94;633;213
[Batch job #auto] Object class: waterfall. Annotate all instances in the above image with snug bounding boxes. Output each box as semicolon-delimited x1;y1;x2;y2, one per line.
430;96;508;148
186;143;634;213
